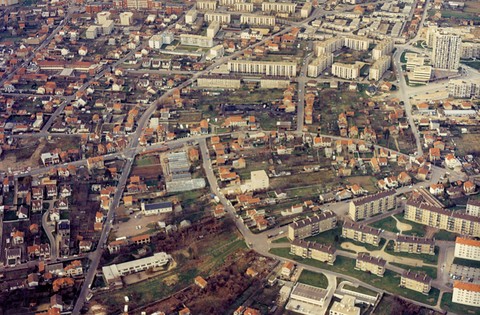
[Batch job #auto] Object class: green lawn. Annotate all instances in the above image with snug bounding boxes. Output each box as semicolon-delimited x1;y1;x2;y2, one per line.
434;229;458;241
453;258;480;268
268;249;440;305
342;284;378;297
461;61;480;70
304;226;341;246
394;215;426;237
340;238;386;252
441;292;480;315
298;270;329;289
272;237;290;244
389;262;437;279
385;241;438;265
369;216;400;234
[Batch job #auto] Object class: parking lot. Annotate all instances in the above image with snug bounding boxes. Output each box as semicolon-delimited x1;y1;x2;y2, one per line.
114;213;166;238
449;264;480;282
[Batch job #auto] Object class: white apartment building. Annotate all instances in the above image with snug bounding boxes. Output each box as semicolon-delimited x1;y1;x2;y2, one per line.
461;42;480;59
432;32;462;70
102;252;171;284
119;12;134;26
101;20;114;35
204;11;232;24
467;199;480;217
332;62;362;80
307;54;334;77
219;0;243;4
426;25;438;47
372;39;394;60
343;35;371;51
369;56;391;81
240;14;276;26
454;237;480;261
196;0;217;11
408;66;431;84
234;2;254;12
148;32;174;49
185;8;198;24
86;26;98;39
262;2;297;14
97;11;111;25
207;21;220;38
228;60;297;76
301;2;312;18
315;37;344;55
180;34;214;47
453;281;480;307
448;79;480;98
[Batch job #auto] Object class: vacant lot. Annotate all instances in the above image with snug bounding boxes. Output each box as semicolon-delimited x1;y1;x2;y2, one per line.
297;270;329;289
346;176;378;193
452;134;480;156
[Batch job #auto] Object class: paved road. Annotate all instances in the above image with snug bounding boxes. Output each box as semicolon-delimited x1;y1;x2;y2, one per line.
41;209;57;260
296;52;314;133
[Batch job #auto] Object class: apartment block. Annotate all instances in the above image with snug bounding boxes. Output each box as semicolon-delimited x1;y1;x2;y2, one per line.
404;200;480;237
332;62;362;80
228;60;297;77
219;0;243;5
408;66;431;84
288;211;337;240
453;281;480;307
180;34;214;48
400;270;432;294
372;39;394;60
369;56;391;81
197;76;241;89
196;0;217;11
454;237;480;261
234;2;254;12
342;221;381;246
301;2;312;18
204;11;232;24
461;42;480;59
262;2;297;14
315;37;344;55
290;240;336;265
466;199;480;217
240;14;276;26
343;35;370;51
307;54;334;77
355;253;386;277
86;26;98;39
185;8;198;24
448;79;480;98
207;21;220;38
394;235;435;255
348;189;396;221
432;32;461;70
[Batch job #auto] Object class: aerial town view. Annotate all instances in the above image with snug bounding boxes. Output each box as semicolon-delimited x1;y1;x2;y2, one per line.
0;0;480;314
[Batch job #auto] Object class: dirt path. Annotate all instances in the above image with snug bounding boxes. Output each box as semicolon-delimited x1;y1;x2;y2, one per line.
392;215;412;234
340;242;368;253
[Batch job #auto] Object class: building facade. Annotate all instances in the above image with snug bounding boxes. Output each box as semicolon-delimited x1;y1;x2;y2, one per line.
342;222;381;246
262;2;296;14
180;34;214;47
290;240;336;265
315;37;344;55
196;0;217;11
307;54;334;77
452;281;480;307
394;235;435;255
197;76;241;89
343;35;370;51
400;270;432;294
348;189;396;221
466;199;480;217
332;62;362;80
240;14;276;26
461;42;480;59
372;39;394;60
228;60;297;77
355;253;386;277
369;56;391;81
204;11;232;24
454;237;480;261
431;32;461;70
288;211;337;240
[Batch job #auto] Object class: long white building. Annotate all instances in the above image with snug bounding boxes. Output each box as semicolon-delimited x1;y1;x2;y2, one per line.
196;0;217;11
453;281;480;307
454;237;480;261
369;56;391;81
307;54;333;77
180;34;214;47
343;35;371;51
204;11;231;24
372;39;394;60
332;62;362;80
315;37;344;55
228;60;297;76
432;32;462;70
240;14;276;26
448;79;480;98
262;1;297;14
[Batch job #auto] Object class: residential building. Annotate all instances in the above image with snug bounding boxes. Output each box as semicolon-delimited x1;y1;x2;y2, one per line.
194;276;208;289
301;2;312;18
355;253;386;277
197;76;241;89
448;79;480;98
372;39;394;60
454;237;480;261
400;270;432;294
431;32;461;70
185;8;198;24
307;54;334;77
86;25;98;39
343;35;370;51
348;190;396;221
207;21;220;38
196;0;217;11
141;201;173;216
332;62;362;80
404;200;480;237
329;295;360;315
290;239;336;265
249;170;270;191
288;211;337;240
281;261;295;278
461;42;480;59
342;221;381;246
228;60;297;77
102;252;171;284
262;2;296;14
394;235;435;255
369;56;391;81
466;199;480;217
119;12;134;26
234;2;254;12
180;34;214;48
452;281;480;307
240;14;276;26
315;37;344;55
204;12;231;24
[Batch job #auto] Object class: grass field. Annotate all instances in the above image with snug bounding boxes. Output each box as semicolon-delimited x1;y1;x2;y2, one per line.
298;270;329;289
268;249;439;305
342;284;378;297
394;215;427;237
441;292;480;315
389;262;437;279
369;216;400;234
346;176;378;193
272;237;289;244
385;241;439;265
305;226;341;246
434;229;458;241
454;134;480;156
340;238;386;252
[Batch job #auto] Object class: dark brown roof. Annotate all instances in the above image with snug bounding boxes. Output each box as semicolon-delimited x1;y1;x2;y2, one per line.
351;189;396;206
402;270;432;284
343;221;381;236
356;252;386;267
291;239;336;254
396;235;434;245
289;211;336;230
